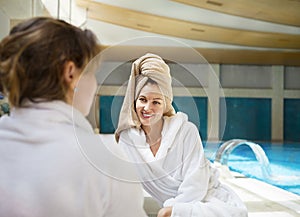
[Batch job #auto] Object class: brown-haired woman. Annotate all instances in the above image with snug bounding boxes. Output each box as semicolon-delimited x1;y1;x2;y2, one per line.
0;17;147;217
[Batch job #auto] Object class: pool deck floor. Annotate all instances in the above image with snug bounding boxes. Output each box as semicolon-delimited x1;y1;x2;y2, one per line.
222;175;300;217
143;167;300;217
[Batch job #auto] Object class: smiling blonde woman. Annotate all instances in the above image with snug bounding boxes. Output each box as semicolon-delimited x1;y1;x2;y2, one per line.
115;53;248;217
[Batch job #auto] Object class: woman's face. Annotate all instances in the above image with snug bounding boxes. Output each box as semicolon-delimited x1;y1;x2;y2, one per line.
135;83;165;127
73;68;97;116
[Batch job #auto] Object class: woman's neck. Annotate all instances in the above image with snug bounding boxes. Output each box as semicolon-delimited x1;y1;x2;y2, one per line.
142;119;163;141
142;119;164;156
142;119;164;157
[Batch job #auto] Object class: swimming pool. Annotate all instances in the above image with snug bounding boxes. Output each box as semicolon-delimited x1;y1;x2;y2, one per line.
204;141;300;196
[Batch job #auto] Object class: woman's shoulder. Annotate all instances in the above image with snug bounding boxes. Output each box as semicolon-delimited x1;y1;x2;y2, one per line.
119;127;146;142
168;112;198;129
162;112;199;139
119;127;141;136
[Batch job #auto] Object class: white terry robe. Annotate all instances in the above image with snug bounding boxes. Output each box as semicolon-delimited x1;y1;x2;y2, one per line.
119;112;248;217
0;101;147;217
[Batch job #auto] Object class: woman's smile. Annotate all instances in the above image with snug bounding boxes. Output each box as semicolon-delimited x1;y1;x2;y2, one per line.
141;112;155;119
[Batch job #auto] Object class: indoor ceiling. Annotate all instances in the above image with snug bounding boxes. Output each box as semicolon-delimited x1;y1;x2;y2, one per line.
77;0;300;49
75;0;300;65
1;0;300;65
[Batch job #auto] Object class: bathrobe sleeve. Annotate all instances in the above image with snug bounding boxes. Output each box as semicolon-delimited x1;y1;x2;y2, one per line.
163;122;215;215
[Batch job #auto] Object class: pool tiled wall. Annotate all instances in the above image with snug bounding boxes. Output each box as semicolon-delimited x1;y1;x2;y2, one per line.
220;98;271;141
95;62;300;143
284;99;300;142
99;96;208;140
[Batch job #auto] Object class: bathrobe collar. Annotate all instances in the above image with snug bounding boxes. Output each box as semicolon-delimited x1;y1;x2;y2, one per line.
9;100;93;133
156;112;188;159
130;112;188;161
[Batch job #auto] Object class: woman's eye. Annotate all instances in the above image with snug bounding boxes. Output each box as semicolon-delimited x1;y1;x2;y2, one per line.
153;101;161;105
139;98;146;102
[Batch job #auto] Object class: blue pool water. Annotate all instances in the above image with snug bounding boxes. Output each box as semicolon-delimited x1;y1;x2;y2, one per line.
204;142;300;196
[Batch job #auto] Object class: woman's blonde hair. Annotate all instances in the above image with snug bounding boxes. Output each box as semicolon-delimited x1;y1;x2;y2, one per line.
0;17;100;107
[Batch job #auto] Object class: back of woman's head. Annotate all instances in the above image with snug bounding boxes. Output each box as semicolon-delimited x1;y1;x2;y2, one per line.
0;17;100;107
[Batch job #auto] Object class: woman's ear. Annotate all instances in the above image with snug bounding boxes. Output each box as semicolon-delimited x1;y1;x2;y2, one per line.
63;61;80;90
63;61;81;105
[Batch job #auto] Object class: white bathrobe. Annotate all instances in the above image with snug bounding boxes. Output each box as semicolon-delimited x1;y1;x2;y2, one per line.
0;101;147;217
119;112;248;217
